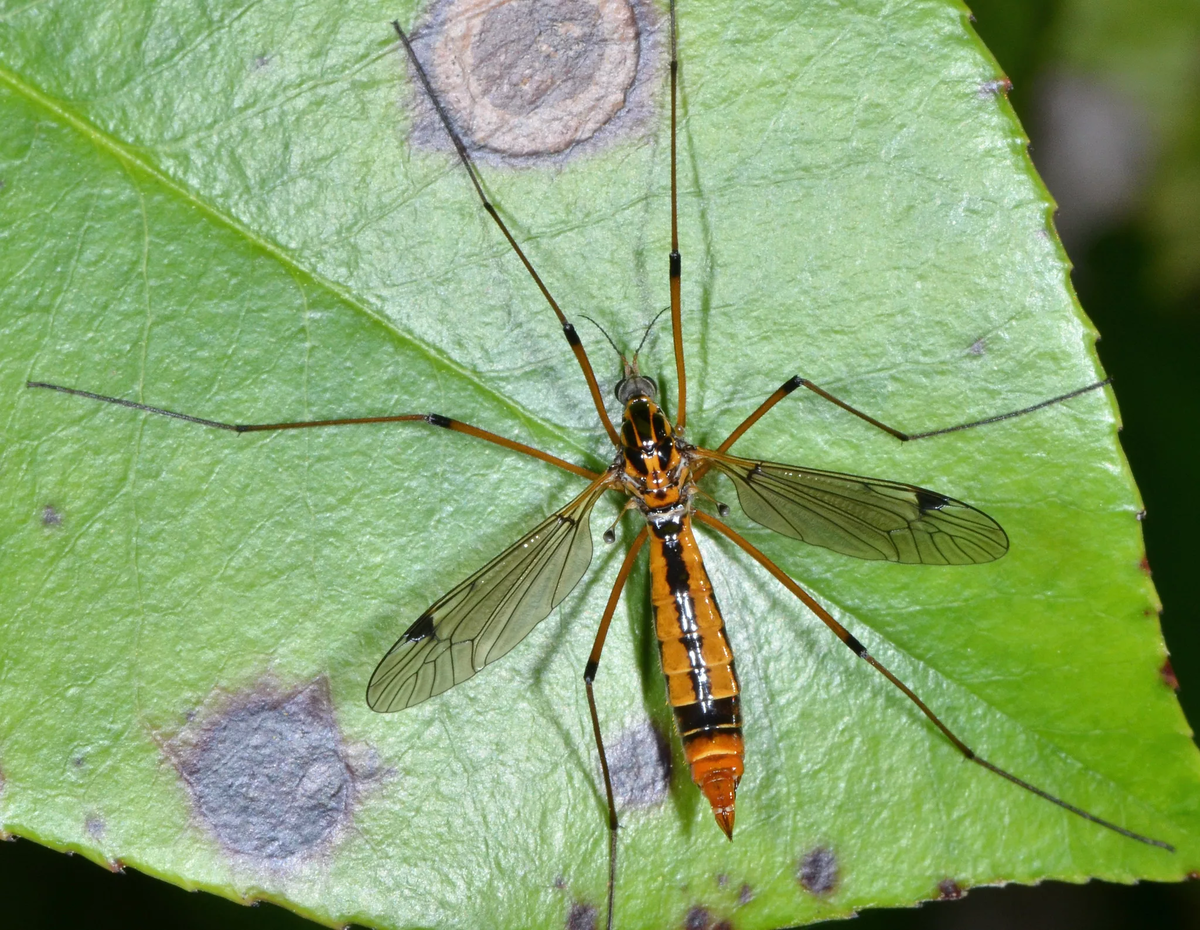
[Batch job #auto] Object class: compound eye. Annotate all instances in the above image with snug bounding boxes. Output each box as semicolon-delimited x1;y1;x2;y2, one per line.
616;375;658;404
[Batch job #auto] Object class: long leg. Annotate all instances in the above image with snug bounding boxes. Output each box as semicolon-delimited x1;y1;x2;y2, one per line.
715;374;1111;453
390;22;620;448
667;0;687;432
692;509;1173;851
26;381;599;480
584;525;649;930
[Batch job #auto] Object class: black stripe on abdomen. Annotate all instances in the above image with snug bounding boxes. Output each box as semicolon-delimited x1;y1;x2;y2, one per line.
675;696;742;739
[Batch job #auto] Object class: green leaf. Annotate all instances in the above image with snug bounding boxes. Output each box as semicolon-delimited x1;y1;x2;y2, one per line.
1;0;1197;928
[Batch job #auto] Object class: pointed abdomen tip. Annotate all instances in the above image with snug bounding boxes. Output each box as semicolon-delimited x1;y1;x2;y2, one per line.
714;806;735;840
700;773;737;840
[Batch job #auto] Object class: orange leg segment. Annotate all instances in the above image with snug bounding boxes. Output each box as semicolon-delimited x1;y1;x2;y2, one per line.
693;510;1173;852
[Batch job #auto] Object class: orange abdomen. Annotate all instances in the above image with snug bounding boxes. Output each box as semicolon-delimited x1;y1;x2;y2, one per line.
648;515;744;839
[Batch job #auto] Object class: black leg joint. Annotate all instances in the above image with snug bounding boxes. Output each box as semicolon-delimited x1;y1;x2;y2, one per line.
669;251;681;278
426;413;453;429
563;321;582;346
584;658;599;683
782;375;805;393
845;633;868;658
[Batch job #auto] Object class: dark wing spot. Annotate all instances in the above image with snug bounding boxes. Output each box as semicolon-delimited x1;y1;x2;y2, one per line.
798;847;839;896
915;489;949;512
405;614;436;643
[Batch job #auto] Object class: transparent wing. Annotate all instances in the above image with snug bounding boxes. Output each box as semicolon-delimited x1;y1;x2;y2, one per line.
699;450;1008;565
367;477;612;712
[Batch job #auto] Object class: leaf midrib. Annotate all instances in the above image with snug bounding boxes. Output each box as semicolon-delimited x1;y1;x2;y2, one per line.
0;60;597;464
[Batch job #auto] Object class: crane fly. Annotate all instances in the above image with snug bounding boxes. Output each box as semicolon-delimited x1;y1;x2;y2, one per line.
26;2;1173;926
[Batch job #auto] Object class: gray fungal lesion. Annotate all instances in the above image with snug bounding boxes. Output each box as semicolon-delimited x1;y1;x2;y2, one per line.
605;718;672;808
797;846;839;897
84;813;106;839
566;901;598;930
405;0;661;164
161;676;382;863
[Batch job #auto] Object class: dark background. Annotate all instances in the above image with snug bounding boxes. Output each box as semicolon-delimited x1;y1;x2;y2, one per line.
3;1;1198;927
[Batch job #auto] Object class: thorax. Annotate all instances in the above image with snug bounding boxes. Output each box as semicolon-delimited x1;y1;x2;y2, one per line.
617;395;693;515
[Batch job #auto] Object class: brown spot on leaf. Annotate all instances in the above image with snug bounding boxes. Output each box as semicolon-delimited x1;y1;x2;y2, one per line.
798;847;839;896
408;0;660;163
681;908;733;930
979;77;1013;97
1161;660;1180;691
938;878;965;900
1139;555;1152;576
